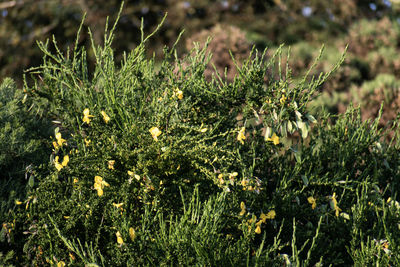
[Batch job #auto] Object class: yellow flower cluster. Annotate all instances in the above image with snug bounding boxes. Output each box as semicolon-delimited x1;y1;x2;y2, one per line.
53;132;67;150
101;110;110;123
93;176;109;196
280;94;287;105
108;160;115;170
173;88;184;100
54;155;69;171
266;133;280;145
82;108;94;124
237;127;246;144
330;193;342;217
149;127;162;141
307;196;317;210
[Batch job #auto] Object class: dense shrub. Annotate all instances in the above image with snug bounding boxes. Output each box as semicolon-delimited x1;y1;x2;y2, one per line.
2;10;400;266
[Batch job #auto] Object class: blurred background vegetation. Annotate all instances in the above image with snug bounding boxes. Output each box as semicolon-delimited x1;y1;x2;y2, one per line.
1;0;400;123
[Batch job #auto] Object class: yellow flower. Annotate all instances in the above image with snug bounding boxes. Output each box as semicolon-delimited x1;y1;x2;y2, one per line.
266;133;280;145
175;88;183;100
264;210;276;220
128;171;141;181
101;110;110;123
129;227;136;241
307;196;317;210
61;155;69;167
255;225;262;234
73;178;78;184
280;94;287;105
149;127;162;141
84;138;91;146
239;201;246;216
15;200;22;205
57;261;65;267
116;231;124;244
54;156;63;171
108;160;115;170
218;174;224;184
53;141;59;150
237;127;246;144
55;132;67;147
331;193;342;217
82;108;94;124
94;176;110;197
113;203;124;209
69;253;75;261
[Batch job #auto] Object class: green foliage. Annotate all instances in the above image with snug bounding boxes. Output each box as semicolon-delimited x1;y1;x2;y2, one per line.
2;8;400;266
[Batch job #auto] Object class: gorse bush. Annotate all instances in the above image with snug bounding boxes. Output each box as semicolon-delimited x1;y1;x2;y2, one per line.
2;6;400;266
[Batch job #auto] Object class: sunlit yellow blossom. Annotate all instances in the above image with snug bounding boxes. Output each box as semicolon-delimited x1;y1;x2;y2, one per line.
61;155;69;167
149;127;162;141
82;108;94;124
94;176;110;197
266;133;280;145
280;94;287;104
239;201;246;216
54;156;63;171
108;160;115;170
55;132;67;147
129;227;136;241
218;174;224;184
113;203;124;209
237;127;246;145
101;110;110;123
116;231;124;244
331;193;341;217
63;216;70;219
57;261;65;267
84;138;91;146
69;253;75;261
264;210;276;220
255;225;262;234
307;196;317;210
53;141;59;149
175;88;183;100
15;200;22;205
73;178;78;184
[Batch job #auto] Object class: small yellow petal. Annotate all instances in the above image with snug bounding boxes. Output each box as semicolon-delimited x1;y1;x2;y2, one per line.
129;227;136;241
149;127;162;141
116;231;124;244
55;161;63;171
255;225;262;234
307;196;316;210
113;203;124;209
265;210;276;219
57;261;66;267
96;187;103;197
62;155;69;167
108;160;115;170
237;127;246;144
15;200;22;205
95;176;103;184
101;110;110;123
266;133;280;145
